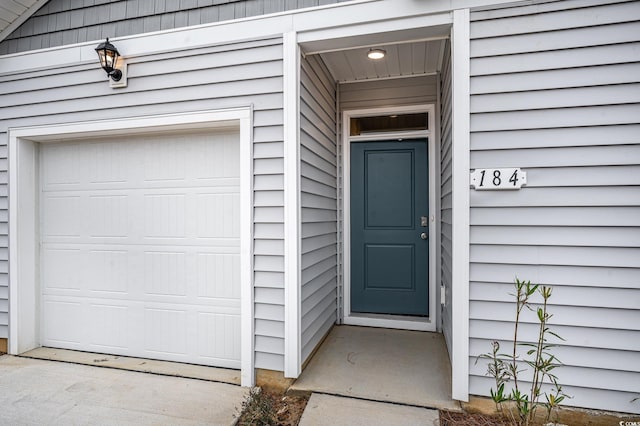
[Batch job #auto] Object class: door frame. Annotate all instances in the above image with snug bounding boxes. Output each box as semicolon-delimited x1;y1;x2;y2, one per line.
341;104;437;332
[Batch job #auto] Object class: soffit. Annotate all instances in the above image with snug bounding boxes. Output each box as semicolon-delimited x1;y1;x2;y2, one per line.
319;39;446;83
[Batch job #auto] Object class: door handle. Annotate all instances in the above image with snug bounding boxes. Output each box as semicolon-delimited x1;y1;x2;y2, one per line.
420;232;428;240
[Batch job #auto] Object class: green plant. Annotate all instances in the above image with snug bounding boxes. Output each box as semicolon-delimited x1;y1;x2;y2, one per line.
522;285;567;424
478;278;570;425
510;279;538;394
236;387;277;426
484;340;510;409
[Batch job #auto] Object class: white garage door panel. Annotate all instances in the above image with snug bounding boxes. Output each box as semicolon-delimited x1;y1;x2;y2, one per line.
41;190;240;245
40;132;241;369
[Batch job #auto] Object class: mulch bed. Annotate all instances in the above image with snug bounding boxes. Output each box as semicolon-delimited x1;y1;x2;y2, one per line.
237;391;526;426
236;389;309;426
439;410;519;426
271;392;309;426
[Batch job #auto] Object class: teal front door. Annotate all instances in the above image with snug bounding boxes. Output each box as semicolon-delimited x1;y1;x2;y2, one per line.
350;139;429;316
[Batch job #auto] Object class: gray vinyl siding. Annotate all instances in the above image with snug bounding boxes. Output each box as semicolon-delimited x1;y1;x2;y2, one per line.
0;0;345;55
339;75;438;111
469;0;640;414
0;36;286;371
299;54;338;364
439;40;453;354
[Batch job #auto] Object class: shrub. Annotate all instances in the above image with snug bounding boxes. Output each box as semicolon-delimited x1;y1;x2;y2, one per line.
478;278;569;425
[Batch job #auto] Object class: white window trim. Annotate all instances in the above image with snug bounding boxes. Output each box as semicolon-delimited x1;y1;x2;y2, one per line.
451;8;471;402
341;104;438;332
8;107;256;387
283;31;302;379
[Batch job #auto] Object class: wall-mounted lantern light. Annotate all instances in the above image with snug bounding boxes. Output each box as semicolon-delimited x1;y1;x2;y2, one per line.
367;48;386;60
95;38;127;88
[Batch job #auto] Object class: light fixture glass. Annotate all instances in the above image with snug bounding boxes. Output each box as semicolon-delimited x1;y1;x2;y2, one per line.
95;38;122;81
367;48;386;60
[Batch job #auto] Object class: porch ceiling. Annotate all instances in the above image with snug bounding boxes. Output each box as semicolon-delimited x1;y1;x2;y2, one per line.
318;39;446;83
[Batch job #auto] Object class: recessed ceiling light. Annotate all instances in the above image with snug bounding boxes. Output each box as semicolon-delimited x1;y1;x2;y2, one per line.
367;48;386;60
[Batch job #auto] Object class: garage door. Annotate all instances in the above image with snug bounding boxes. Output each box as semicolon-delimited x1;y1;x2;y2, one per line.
39;131;241;369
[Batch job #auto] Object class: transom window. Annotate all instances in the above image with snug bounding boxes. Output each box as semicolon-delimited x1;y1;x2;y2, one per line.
350;112;428;136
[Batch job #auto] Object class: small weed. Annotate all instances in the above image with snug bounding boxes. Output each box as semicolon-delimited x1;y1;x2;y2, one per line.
236;387;277;426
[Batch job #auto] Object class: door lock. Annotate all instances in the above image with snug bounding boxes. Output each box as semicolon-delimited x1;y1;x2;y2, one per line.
420;232;428;240
421;216;428;227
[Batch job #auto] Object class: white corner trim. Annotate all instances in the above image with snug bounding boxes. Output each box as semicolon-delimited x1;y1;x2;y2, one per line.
335;83;342;325
7;137;16;352
283;31;302;378
451;8;471;402
239;108;256;387
8;108;256;386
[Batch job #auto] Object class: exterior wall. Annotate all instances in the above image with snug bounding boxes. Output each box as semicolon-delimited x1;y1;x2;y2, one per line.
0;36;286;371
339;75;438;111
468;0;640;414
0;0;345;55
439;40;453;354
299;54;338;363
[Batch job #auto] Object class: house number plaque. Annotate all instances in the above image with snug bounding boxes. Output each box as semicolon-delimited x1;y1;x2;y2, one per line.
470;168;527;190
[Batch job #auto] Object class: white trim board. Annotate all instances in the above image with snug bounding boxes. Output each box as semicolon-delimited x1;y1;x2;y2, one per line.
341;105;438;333
450;8;471;403
8;108;256;387
283;31;302;379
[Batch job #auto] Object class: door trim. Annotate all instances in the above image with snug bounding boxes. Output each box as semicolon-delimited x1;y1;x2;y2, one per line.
341;105;437;332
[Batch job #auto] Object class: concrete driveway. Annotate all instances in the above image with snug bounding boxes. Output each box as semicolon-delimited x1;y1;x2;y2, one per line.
0;355;248;425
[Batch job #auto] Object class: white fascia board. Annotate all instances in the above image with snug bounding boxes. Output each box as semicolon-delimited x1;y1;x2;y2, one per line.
283;31;301;378
291;0;518;33
294;1;450;35
450;8;471;403
0;0;518;75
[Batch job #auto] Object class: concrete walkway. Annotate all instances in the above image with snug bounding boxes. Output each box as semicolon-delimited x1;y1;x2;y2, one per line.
0;355;247;425
299;393;440;426
291;326;459;411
